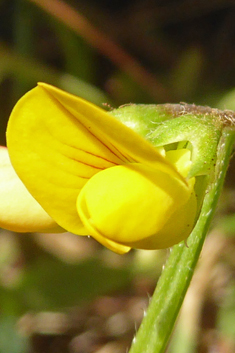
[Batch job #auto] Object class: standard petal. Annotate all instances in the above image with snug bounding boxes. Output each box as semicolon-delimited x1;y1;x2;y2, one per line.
7;84;185;235
0;147;64;233
7;86;124;234
38;83;184;178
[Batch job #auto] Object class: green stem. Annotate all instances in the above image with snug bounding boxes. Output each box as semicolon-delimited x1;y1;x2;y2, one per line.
129;127;235;353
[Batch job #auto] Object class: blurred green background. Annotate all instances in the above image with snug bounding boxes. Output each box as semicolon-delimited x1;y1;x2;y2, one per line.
1;1;235;352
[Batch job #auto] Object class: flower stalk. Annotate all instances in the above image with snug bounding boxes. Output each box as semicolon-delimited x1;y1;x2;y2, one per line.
128;124;235;353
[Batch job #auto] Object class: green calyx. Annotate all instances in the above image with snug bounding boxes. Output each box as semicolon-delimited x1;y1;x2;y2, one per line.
110;103;235;178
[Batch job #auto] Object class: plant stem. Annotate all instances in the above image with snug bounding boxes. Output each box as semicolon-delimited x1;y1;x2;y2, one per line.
129;127;235;353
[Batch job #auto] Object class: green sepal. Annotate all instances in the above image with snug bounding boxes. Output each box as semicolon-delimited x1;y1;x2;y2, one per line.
148;115;221;178
110;104;223;178
109;104;172;139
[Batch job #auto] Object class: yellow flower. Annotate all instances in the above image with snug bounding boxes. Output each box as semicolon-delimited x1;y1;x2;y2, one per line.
4;83;197;254
0;146;63;233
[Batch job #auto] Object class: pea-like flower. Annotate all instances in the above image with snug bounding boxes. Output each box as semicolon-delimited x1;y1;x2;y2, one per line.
2;83;197;253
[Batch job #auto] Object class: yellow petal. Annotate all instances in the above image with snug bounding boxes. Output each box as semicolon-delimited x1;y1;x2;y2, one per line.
7;83;185;235
165;149;192;177
38;83;184;178
87;233;131;255
0;147;64;233
130;190;197;249
77;163;193;250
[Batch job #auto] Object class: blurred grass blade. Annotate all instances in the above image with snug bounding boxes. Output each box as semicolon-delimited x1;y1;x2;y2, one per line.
27;0;169;101
0;43;109;105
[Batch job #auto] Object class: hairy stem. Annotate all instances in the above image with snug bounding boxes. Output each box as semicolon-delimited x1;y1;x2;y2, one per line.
129;127;235;353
